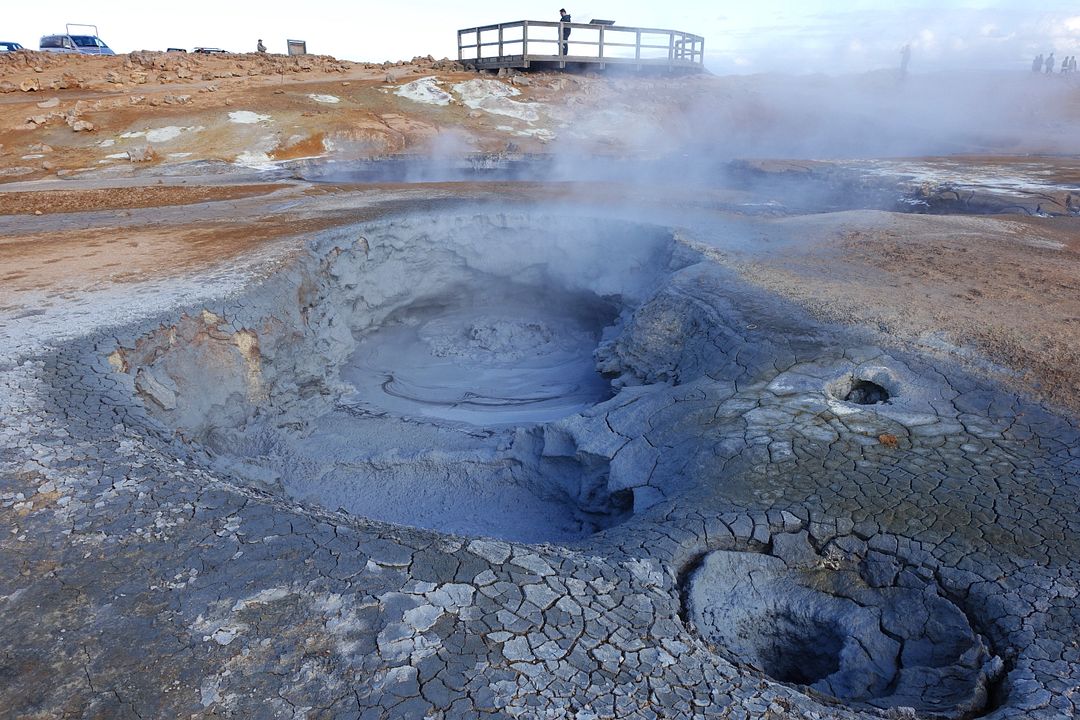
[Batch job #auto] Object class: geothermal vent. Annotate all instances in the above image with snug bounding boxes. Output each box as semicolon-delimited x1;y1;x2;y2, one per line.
115;210;680;542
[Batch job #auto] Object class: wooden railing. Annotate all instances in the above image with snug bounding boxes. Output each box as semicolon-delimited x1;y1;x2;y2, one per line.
457;20;705;69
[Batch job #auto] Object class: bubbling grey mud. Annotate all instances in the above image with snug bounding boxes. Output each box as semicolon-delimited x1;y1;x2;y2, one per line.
341;279;617;425
114;211;679;542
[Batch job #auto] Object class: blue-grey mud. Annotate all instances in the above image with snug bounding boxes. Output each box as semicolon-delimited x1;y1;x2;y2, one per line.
3;159;1079;720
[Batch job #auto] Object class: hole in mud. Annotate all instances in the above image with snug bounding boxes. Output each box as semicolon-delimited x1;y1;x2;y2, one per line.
608;488;635;515
682;538;1004;719
845;378;890;405
828;374;893;405
115;211;678;542
752;611;843;686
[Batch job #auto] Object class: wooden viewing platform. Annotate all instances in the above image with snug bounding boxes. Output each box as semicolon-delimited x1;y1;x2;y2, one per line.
457;20;705;72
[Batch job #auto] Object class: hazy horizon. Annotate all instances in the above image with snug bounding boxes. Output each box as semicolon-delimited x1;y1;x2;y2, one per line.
5;1;1080;75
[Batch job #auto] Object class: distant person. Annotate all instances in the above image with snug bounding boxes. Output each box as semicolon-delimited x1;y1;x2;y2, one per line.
257;39;267;53
900;44;911;76
1032;54;1043;73
559;9;571;56
1072;56;1078;73
1045;53;1055;74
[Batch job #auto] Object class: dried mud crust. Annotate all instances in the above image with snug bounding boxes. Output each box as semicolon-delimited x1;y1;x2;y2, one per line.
0;211;349;304
1;207;1079;718
0;183;285;215
4;227;1075;716
0;184;562;308
715;210;1080;415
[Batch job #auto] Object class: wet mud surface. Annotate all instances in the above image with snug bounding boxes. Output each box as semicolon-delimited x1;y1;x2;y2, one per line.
341;280;616;427
2;175;1080;719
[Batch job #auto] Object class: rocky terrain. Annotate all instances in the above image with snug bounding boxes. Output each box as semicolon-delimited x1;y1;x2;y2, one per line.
0;49;716;181
1;51;1080;720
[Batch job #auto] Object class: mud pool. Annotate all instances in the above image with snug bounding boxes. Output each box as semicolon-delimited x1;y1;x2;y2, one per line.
2;198;1079;719
340;280;617;426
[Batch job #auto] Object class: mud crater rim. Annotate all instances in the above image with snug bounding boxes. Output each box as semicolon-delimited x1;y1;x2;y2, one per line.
681;536;1006;719
829;374;894;405
115;211;680;542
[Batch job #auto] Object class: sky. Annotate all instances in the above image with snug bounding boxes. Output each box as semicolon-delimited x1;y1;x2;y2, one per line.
6;1;1080;74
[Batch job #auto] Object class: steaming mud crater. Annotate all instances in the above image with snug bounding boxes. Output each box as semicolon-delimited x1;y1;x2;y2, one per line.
116;211;674;541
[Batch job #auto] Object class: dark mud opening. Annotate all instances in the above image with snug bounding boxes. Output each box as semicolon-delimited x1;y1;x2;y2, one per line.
753;611;844;686
827;373;894;406
114;211;679;542
845;379;890;405
607;489;635;515
682;539;1004;719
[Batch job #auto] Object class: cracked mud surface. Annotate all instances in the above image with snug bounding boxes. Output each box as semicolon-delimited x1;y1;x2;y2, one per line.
2;179;1080;720
722;208;1080;416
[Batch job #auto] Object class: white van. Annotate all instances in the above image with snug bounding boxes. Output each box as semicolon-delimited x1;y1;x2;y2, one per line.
40;25;114;55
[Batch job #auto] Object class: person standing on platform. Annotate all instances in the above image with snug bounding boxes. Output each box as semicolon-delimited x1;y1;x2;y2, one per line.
559;9;571;56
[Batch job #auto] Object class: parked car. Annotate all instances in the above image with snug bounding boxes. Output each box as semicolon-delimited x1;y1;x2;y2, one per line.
193;47;228;54
40;25;114;55
0;41;24;52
